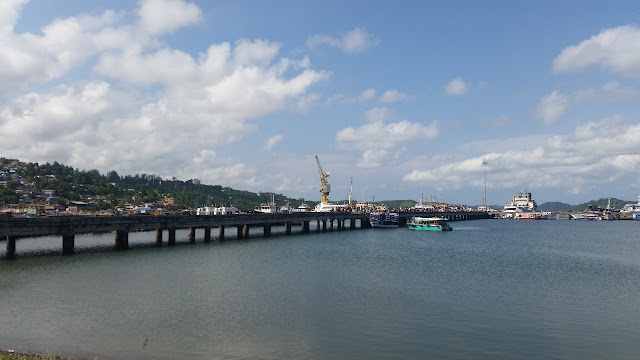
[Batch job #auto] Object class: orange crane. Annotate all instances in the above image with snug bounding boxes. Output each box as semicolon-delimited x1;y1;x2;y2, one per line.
314;155;331;204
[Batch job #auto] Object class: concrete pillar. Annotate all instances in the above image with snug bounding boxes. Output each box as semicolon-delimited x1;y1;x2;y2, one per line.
350;219;356;230
243;224;250;238
316;220;320;232
168;229;176;246
6;236;16;259
219;226;225;242
264;224;271;237
329;219;334;230
237;225;243;239
302;221;310;234
285;222;291;235
156;229;163;246
62;234;75;255
189;227;196;243
115;230;129;250
322;220;327;231
204;227;211;243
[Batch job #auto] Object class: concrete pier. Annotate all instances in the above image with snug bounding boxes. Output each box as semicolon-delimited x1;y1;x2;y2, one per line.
62;234;74;255
0;211;489;259
115;230;129;250
6;236;15;259
168;229;176;246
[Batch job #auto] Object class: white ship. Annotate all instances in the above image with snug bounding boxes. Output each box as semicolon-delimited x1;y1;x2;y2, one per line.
254;194;278;213
502;190;538;219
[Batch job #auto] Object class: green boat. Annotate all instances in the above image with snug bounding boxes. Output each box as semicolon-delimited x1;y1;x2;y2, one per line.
407;216;452;231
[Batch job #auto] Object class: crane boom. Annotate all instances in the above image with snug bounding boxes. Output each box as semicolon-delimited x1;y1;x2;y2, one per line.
314;155;331;203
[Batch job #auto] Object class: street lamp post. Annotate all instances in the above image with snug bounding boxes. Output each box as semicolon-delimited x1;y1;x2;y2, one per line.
483;160;488;211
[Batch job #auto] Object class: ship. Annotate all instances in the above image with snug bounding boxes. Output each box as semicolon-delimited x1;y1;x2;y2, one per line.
369;211;399;228
254;194;278;213
502;190;544;219
407;217;452;231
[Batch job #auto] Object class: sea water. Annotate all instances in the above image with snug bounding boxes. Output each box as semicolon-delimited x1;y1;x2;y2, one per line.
0;219;638;359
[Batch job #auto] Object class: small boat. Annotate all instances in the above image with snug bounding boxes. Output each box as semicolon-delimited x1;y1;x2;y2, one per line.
571;212;602;221
369;211;399;228
295;201;311;212
254;194;278;213
515;212;543;220
407;217;452;231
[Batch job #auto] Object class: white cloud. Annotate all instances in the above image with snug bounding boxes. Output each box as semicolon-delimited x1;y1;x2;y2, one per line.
378;89;408;103
265;135;284;151
138;0;202;35
364;107;392;123
444;76;469;96
537;91;571;124
0;0;27;34
336;119;439;168
307;27;379;54
537;83;640;124
552;24;640;79
403;115;640;191
0;2;330;189
327;88;376;104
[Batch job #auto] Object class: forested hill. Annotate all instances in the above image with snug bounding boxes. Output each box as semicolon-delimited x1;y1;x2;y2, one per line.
0;158;314;211
538;198;635;212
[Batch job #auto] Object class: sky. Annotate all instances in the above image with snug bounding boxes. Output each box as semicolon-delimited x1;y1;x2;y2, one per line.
1;0;640;206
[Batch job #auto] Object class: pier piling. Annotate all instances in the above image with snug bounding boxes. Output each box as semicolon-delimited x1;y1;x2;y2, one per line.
62;234;74;255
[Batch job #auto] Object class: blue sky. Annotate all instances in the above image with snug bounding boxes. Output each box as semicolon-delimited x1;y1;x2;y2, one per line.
2;0;640;206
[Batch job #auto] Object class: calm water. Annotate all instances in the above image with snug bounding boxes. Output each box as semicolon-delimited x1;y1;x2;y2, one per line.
1;219;639;359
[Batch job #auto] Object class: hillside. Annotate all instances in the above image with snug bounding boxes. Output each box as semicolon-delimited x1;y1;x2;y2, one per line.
0;158;316;211
538;198;634;212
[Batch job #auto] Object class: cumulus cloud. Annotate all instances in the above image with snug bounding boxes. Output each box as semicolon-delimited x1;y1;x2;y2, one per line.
138;0;202;35
265;135;284;151
336;118;439;168
364;107;392;123
327;88;376;104
552;24;640;79
378;89;408;103
537;83;640;124
444;76;469;96
403;115;640;192
307;27;379;54
0;0;329;188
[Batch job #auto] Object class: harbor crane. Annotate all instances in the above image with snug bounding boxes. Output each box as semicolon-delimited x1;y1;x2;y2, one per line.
314;154;331;204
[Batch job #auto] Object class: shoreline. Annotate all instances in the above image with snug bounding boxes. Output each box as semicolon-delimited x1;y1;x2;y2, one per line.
0;349;87;360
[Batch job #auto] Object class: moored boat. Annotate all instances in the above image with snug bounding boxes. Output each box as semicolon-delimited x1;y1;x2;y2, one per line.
369;211;399;228
407;217;452;231
502;190;537;219
571;212;602;221
255;194;278;213
632;196;640;220
515;212;543;220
